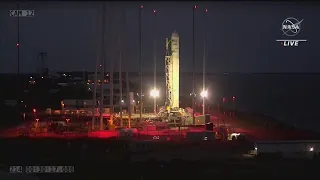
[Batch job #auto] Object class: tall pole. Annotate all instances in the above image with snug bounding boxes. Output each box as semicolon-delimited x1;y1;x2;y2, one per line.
202;8;207;115
123;6;131;128
17;1;20;102
139;5;143;122
119;47;123;127
153;9;157;114
192;5;197;125
99;2;107;131
109;5;114;115
92;54;98;131
92;3;103;131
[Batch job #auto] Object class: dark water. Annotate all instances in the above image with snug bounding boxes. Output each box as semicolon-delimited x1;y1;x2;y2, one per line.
212;74;320;132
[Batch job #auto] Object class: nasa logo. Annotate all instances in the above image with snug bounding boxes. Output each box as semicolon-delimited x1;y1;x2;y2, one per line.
276;17;307;47
281;17;303;37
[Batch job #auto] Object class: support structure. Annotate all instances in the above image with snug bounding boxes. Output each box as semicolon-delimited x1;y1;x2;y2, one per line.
139;5;143;122
192;5;197;125
165;38;172;110
99;2;107;131
153;9;157;114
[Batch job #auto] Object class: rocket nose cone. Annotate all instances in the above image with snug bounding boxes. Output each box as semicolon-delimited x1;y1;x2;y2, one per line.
172;30;179;36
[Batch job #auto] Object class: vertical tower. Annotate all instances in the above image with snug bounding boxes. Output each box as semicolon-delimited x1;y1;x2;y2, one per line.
165;38;172;109
171;31;179;109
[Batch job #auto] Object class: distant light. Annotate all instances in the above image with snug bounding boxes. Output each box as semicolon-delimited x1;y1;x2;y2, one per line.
194;5;197;9
310;147;314;152
35;118;39;121
16;43;19;47
232;96;236;100
121;100;124;103
205;9;208;12
140;5;144;8
153;10;156;13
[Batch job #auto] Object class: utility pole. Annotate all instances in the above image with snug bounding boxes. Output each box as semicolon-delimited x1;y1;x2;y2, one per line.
139;5;143;123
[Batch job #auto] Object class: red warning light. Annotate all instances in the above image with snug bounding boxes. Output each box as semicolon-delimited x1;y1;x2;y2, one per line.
33;108;36;113
153;10;156;13
16;43;19;47
140;5;144;8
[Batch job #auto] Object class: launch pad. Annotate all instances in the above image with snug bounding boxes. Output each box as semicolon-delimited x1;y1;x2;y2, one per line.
155;31;194;126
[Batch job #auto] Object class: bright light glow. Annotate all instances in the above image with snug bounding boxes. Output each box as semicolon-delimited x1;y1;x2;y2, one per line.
200;90;208;98
194;5;197;9
205;9;208;12
153;10;156;13
140;5;144;8
16;43;19;47
133;100;135;103
310;147;314;152
150;89;159;98
231;133;240;136
121;100;124;103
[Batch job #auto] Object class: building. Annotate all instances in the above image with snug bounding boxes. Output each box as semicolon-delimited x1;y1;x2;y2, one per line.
86;72;137;108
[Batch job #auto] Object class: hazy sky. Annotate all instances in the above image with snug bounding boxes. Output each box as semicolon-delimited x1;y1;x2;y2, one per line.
0;1;319;73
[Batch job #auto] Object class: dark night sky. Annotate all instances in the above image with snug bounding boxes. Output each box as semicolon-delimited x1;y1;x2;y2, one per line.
0;1;319;73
